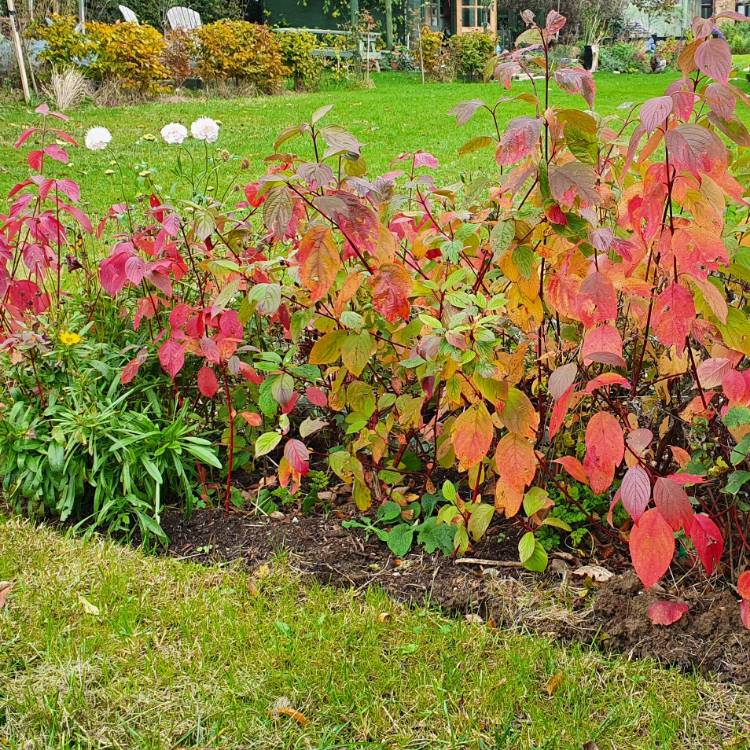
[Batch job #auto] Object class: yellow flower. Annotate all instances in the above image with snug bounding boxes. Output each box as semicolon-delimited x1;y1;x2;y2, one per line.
59;331;82;346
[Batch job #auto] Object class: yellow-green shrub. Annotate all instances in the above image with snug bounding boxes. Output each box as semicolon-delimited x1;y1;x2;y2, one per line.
196;20;287;92
276;31;320;90
448;31;495;81
30;16;168;93
416;27;453;81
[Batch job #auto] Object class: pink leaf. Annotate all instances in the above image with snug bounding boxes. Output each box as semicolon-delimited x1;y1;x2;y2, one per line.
689;513;724;575
647;601;689;626
158;339;185;379
741;600;750;630
620;465;651;522
197;366;219;398
629;508;675;589
695;37;732;83
284;439;310;475
640;96;673;132
554;67;595;108
548;362;577;400
545;9;566;34
582;324;626;368
496;116;542;166
121;356;144;385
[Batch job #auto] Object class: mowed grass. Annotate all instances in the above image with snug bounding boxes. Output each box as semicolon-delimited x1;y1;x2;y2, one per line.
1;516;749;749
0;71;690;215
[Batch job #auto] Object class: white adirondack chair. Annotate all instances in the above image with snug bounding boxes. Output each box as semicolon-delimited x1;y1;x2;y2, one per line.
165;6;202;31
118;5;139;23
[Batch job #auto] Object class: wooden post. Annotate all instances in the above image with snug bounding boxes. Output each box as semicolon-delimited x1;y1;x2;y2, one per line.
6;0;31;103
350;0;359;29
79;0;86;32
385;0;393;49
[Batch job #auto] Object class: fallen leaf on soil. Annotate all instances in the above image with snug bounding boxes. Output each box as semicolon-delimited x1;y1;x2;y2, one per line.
0;581;13;608
546;672;564;696
269;697;309;726
647;600;689;626
572;565;614;582
377;612;391;623
78;595;99;616
247;579;260;597
465;613;484;625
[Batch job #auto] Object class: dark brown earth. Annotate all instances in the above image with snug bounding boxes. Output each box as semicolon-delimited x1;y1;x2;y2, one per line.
158;504;750;686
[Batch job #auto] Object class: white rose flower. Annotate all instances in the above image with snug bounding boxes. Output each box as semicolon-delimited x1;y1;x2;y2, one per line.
190;117;220;143
160;122;188;145
84;126;112;151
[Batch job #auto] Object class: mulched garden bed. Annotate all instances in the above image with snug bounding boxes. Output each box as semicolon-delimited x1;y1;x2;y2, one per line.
158;503;750;687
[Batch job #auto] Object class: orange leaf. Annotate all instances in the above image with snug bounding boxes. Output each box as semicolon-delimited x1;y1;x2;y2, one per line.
298;225;340;303
494;432;536;489
371;262;411;322
452;403;494;470
494;477;524;517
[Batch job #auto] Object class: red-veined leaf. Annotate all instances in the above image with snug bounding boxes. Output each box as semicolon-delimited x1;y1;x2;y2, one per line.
620;465;651;522
158;339;185;379
695;37;732;83
640;96;673;132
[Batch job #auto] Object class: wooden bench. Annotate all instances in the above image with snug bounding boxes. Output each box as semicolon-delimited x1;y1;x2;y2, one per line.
275;27;382;71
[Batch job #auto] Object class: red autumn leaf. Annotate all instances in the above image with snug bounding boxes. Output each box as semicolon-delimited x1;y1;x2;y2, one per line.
549;162;599;207
578;272;617;326
121;357;143;385
585;411;625;468
629;508;675;589
197;366;219;398
496;116;542;166
545;9;566;34
371;262;411;322
158;339;185;379
741;600;750;630
284;439;310;475
620;465;651;522
640;96;673;132
653;477;693;531
695;37;732;83
585;373;630;394
647;600;689;626
695;358;732;390
305;386;328;407
554;456;589;485
452;403;494;470
581;324;626;368
9;280;50;314
652;283;695;353
737;571;750;600
548;385;573;439
689;513;724;575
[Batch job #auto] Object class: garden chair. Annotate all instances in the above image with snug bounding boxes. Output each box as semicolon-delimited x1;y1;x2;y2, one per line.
165;6;202;32
118;5;139;23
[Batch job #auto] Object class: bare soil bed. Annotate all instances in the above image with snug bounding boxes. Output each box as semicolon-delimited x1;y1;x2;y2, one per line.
158;504;750;686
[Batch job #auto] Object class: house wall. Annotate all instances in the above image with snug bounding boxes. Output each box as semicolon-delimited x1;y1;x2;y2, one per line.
622;0;698;37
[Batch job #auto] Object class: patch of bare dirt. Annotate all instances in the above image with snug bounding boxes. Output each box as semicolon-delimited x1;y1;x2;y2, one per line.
159;505;750;686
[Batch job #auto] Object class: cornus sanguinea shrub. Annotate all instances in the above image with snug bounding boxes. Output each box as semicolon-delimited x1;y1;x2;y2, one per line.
5;10;750;627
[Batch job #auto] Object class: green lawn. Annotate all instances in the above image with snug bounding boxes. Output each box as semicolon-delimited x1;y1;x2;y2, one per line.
0;71;689;215
1;516;748;749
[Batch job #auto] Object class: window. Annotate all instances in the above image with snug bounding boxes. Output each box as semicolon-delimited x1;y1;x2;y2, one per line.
737;2;750;16
700;0;713;18
461;1;490;29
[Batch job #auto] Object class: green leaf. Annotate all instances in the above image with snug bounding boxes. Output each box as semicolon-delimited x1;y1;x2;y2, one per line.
341;331;374;377
386;524;414;557
417;517;455;555
467;502;494;542
725;406;750;429
512;246;534;278
309;330;347;365
442;480;457;502
377;501;403;523
724;470;750;495
248;283;282;316
518;532;548;572
542;516;573;532
523;487;549;517
255;431;282;457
